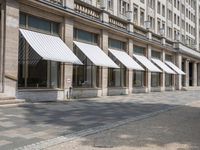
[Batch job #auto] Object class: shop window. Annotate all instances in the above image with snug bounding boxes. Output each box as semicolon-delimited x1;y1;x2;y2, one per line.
18;13;60;88
151;72;160;87
165;74;173;87
73;29;101;88
108;38;127;87
133;71;145;87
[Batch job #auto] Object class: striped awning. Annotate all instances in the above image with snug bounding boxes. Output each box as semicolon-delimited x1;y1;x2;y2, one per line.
19;29;82;64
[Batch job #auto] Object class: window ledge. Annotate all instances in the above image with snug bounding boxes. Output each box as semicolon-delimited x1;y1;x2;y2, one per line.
18;88;63;92
108;87;128;89
73;87;102;90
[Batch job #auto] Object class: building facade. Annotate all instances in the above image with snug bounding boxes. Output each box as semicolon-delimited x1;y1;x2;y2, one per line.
0;0;200;101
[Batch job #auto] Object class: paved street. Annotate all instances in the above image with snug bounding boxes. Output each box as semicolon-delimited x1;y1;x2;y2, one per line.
47;100;200;150
0;91;200;150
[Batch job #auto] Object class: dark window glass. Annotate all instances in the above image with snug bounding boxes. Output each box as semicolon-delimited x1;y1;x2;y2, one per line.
151;72;160;87
20;13;59;35
151;50;161;59
133;45;145;55
108;38;126;50
28;16;51;33
165;73;173;87
108;67;126;87
165;55;173;61
20;13;26;27
72;46;101;88
18;36;60;88
74;29;98;44
133;71;145;87
52;23;59;35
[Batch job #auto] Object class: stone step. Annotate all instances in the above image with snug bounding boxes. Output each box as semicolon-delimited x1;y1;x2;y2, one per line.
0;99;26;105
0;93;26;106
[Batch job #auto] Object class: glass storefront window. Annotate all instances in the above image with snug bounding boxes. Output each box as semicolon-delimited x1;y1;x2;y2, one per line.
73;29;101;88
108;66;126;87
18;41;60;88
18;13;60;89
151;72;160;87
73;47;101;88
165;73;173;87
108;39;127;87
133;71;145;87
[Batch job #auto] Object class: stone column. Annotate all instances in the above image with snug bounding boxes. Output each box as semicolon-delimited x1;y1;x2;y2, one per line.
3;0;19;96
63;17;74;100
175;54;182;90
184;59;189;88
101;30;108;96
0;4;4;92
128;39;133;94
161;50;165;91
147;44;151;92
192;62;197;87
197;63;200;86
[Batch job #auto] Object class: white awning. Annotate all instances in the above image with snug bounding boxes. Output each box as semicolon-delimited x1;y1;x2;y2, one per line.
151;58;176;74
133;54;161;72
19;29;82;64
74;41;119;68
165;61;185;75
109;49;144;70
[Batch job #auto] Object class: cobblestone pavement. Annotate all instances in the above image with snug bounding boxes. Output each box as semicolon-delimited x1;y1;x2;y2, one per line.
0;91;200;150
47;100;200;150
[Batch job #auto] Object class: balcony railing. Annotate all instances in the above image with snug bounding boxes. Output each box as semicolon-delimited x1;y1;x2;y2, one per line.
43;0;64;6
74;2;100;20
109;17;127;30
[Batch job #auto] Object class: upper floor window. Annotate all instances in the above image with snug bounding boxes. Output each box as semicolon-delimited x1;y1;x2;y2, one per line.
157;1;161;14
148;0;155;9
20;13;59;35
140;9;145;26
108;0;114;10
133;5;138;23
108;38;126;51
119;0;130;15
74;28;98;44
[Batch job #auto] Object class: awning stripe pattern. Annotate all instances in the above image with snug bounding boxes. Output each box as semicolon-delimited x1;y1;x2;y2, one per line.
151;58;176;74
19;29;83;64
74;41;119;68
165;61;186;75
133;54;161;72
109;49;144;70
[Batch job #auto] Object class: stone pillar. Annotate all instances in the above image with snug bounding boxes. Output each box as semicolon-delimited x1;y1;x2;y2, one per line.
101;30;108;96
63;17;74;100
192;62;197;87
147;45;151;92
128;39;133;94
161;50;165;91
197;63;200;86
184;59;189;87
0;4;4;92
175;54;182;90
3;0;19;96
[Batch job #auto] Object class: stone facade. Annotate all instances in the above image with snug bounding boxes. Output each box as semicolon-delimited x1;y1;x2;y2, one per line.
0;0;200;101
